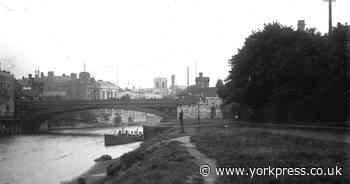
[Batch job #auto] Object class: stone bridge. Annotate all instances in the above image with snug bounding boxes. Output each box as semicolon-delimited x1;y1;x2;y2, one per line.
16;99;194;131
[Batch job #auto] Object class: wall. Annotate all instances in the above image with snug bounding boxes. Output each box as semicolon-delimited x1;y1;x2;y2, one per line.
177;97;223;120
0;72;15;117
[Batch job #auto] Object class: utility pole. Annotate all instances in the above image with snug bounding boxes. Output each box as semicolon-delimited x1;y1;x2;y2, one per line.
197;91;203;127
324;0;336;35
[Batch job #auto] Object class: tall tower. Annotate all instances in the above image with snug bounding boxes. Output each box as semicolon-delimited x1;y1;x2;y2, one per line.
171;75;175;89
35;68;40;79
187;66;189;88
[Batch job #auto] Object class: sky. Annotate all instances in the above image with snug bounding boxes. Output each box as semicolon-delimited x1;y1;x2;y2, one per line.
0;0;349;88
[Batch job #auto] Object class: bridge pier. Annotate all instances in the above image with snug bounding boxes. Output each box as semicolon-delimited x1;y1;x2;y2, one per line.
0;120;22;136
39;121;49;132
21;119;44;133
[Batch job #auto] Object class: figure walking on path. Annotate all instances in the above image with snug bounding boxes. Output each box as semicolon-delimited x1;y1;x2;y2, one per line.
179;108;185;133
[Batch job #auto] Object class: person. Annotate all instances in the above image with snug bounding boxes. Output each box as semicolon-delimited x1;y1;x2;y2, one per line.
210;105;216;119
179;108;184;133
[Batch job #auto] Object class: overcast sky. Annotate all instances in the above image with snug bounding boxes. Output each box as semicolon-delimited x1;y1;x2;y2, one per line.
0;0;349;88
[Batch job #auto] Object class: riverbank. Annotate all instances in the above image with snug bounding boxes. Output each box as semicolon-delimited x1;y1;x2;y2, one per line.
67;127;202;184
68;120;350;184
63;158;119;184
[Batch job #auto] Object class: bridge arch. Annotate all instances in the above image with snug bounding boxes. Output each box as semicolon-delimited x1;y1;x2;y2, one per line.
20;102;179;132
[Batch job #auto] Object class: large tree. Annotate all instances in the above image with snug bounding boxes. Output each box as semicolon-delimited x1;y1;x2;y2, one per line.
219;22;349;122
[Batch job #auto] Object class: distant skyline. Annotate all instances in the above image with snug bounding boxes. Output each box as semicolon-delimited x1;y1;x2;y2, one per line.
0;0;349;88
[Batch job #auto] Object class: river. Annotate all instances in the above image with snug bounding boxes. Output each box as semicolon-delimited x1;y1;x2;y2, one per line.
0;127;142;184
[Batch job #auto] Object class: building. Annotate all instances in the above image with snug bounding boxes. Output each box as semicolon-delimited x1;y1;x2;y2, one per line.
17;74;44;100
20;70;120;101
0;71;15;117
153;77;168;96
42;71;71;99
195;72;209;89
96;80;120;99
137;88;163;99
177;87;223;120
154;77;167;89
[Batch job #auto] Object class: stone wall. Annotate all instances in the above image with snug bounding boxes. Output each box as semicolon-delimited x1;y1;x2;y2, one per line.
177;97;223;120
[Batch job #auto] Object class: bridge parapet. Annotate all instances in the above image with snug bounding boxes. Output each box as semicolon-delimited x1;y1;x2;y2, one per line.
15;98;200;132
16;98;192;121
18;98;197;108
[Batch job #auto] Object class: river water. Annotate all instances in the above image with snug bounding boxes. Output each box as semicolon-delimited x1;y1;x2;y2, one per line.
0;127;142;184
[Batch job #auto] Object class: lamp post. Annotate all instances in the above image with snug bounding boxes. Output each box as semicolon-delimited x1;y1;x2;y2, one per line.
197;103;200;126
197;91;204;127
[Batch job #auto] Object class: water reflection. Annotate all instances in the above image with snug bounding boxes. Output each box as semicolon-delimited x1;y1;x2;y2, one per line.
48;109;162;129
0;128;141;184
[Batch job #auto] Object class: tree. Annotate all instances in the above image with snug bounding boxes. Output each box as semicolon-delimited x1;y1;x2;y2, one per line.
216;79;235;105
321;23;349;121
215;79;225;98
216;79;224;88
223;22;349;122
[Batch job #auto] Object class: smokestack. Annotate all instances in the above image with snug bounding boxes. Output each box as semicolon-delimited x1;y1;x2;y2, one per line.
187;66;189;88
171;75;175;89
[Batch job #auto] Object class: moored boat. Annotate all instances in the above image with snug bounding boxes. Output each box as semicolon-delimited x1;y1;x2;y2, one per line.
104;134;143;146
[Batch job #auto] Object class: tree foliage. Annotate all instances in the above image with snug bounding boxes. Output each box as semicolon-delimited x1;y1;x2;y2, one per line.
218;22;349;122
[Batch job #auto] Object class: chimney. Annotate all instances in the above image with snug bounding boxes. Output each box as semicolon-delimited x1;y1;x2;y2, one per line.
297;20;305;31
171;75;175;88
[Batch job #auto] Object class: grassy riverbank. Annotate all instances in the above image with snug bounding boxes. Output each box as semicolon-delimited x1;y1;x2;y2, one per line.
191;125;350;184
69;121;350;184
104;133;203;184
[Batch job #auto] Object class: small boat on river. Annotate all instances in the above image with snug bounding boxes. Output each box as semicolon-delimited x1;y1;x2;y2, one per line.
104;127;143;146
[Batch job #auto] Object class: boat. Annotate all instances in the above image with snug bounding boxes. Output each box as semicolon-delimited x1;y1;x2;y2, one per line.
104;125;143;146
104;134;143;146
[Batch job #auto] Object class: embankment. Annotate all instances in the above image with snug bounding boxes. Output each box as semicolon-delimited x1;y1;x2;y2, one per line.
67;125;203;184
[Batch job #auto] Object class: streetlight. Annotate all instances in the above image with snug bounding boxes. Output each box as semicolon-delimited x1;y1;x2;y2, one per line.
324;0;336;35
